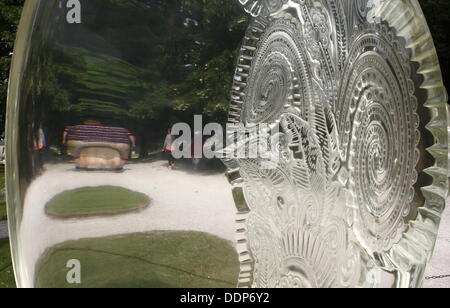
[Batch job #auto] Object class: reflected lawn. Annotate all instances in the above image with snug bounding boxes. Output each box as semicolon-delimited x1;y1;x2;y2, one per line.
35;231;239;288
0;169;6;221
0;238;15;288
45;186;150;218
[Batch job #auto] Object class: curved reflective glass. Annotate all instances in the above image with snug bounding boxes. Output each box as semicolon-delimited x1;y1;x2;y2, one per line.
6;0;246;288
5;0;450;288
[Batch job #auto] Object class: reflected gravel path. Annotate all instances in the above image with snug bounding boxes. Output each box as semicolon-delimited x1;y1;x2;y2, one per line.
18;161;236;287
0;221;7;239
10;161;450;288
424;199;450;288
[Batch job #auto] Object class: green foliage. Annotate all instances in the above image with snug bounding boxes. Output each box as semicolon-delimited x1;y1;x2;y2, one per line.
21;0;247;153
0;0;448;148
169;0;248;120
418;0;450;89
0;0;24;127
0;238;15;288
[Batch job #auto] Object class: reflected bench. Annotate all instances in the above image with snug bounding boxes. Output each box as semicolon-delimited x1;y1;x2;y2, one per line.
65;124;132;170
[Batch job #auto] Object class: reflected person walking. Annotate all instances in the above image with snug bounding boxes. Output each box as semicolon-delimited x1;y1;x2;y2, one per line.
164;129;176;169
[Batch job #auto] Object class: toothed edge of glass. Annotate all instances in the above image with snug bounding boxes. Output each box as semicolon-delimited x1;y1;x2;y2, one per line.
369;0;449;288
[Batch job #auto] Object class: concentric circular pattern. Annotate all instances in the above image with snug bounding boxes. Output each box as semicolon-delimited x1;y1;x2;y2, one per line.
247;56;290;123
232;0;448;288
339;24;420;253
243;18;311;124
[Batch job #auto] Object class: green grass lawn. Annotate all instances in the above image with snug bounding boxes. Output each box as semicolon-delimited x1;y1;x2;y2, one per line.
45;186;151;218
0;201;6;221
0;238;15;288
35;231;239;288
0;168;14;288
0;169;6;221
0;202;6;221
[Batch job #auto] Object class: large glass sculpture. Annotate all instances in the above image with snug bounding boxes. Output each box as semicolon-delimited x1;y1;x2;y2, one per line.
5;0;449;288
222;0;449;287
6;0;245;288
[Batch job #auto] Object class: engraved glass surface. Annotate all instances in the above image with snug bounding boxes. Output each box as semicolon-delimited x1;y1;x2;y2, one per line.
5;0;450;289
224;0;450;287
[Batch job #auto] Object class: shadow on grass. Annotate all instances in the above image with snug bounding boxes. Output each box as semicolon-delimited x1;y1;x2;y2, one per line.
35;231;239;288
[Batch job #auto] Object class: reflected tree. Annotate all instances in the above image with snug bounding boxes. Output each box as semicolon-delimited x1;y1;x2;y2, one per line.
0;0;24;129
24;0;247;157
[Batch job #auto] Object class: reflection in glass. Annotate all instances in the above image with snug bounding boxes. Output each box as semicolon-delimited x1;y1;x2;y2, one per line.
5;0;450;288
6;0;246;288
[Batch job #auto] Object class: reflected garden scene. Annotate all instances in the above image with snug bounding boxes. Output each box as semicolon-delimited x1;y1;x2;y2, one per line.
7;0;246;288
3;0;450;288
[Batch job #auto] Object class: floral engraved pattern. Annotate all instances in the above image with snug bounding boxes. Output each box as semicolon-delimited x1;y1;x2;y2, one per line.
230;0;449;288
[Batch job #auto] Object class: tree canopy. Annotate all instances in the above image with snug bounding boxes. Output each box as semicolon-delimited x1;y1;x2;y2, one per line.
0;0;448;154
9;0;248;155
418;0;450;92
0;0;24;127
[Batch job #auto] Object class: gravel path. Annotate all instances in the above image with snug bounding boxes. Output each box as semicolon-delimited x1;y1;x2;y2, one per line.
10;160;450;288
18;161;237;287
0;221;8;239
424;200;450;288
